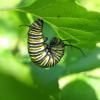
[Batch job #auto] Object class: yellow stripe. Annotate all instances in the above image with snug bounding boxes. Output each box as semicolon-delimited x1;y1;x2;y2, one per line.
31;51;46;60
40;55;49;66
29;31;42;35
29;38;44;43
29;46;45;52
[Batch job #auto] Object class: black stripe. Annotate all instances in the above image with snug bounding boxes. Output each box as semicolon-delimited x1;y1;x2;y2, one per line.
31;20;43;28
28;46;46;54
31;53;47;65
30;28;41;32
46;54;53;67
30;25;41;30
52;50;63;56
29;51;43;56
30;28;42;32
35;51;48;65
50;54;55;66
46;54;51;67
37;53;47;63
31;24;42;29
51;52;60;62
35;19;43;26
42;55;50;67
54;55;60;61
31;26;42;30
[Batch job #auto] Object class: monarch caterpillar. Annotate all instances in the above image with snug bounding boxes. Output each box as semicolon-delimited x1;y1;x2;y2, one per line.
28;19;85;68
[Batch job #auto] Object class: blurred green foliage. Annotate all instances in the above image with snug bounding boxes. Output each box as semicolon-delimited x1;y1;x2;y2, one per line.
0;0;100;100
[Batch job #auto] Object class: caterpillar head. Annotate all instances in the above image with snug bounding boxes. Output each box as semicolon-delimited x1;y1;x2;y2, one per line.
50;37;65;47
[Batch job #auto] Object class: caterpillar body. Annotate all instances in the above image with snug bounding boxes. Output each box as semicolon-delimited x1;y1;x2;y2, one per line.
28;19;65;67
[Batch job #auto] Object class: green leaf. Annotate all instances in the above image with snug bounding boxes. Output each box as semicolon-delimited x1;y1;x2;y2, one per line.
1;0;100;49
63;48;100;75
60;79;98;100
16;0;100;49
